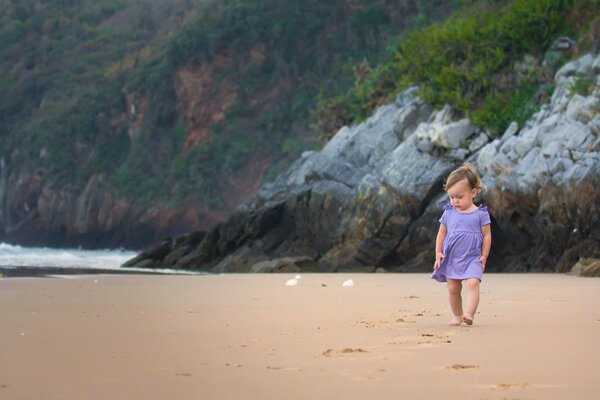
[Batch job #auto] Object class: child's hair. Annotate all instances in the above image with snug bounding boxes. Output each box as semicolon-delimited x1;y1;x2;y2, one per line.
444;162;483;192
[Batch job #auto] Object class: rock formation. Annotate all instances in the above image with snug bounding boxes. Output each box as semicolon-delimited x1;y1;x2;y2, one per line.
569;258;600;277
0;167;219;249
124;53;600;273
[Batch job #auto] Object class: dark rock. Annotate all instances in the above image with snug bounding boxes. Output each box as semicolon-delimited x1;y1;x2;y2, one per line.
355;238;397;266
162;245;193;266
249;256;318;273
212;245;269;273
130;259;156;269
122;239;172;267
123;53;600;275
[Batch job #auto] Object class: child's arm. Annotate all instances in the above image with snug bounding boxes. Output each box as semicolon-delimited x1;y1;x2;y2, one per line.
433;224;447;270
480;224;492;270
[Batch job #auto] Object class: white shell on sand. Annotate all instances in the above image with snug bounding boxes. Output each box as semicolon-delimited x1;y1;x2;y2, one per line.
342;279;354;287
285;279;298;286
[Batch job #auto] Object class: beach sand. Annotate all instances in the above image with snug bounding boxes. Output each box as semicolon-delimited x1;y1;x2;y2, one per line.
1;273;599;399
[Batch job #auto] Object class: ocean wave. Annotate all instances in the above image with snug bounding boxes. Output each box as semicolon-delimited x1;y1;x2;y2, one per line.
0;242;135;268
0;242;201;275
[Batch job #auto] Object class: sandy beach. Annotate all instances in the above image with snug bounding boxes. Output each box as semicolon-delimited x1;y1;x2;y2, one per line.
1;273;599;400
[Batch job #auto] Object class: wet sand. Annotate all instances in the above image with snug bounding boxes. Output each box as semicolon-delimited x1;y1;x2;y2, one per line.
0;266;166;278
1;273;599;399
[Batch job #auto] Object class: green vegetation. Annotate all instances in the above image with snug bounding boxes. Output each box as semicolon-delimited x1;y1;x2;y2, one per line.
1;0;461;208
315;0;599;137
2;0;597;213
567;72;596;97
0;0;460;208
470;83;541;136
0;0;209;198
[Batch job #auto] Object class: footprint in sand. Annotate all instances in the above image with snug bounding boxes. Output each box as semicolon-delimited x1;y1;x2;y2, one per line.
322;349;335;356
266;366;303;372
341;347;368;354
447;364;479;370
355;319;396;328
322;348;368;357
491;382;529;390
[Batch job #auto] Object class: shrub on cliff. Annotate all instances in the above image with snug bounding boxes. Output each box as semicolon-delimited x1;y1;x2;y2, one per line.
315;0;599;137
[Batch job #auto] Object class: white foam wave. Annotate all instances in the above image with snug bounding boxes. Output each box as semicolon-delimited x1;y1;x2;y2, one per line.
0;242;135;269
0;242;201;275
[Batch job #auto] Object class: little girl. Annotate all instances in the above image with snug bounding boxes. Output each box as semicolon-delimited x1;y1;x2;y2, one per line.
432;162;492;326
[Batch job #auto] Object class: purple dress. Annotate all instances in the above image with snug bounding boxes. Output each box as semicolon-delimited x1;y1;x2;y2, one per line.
431;203;491;282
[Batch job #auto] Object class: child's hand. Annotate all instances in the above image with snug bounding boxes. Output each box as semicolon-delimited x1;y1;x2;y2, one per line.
479;255;487;271
434;252;445;270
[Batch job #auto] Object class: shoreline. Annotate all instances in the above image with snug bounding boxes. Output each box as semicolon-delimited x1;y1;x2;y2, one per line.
0;266;158;278
1;273;599;399
0;265;200;278
0;265;584;279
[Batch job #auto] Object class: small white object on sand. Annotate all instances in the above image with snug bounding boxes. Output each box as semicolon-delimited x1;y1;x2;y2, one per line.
342;279;354;287
285;279;298;286
295;275;302;280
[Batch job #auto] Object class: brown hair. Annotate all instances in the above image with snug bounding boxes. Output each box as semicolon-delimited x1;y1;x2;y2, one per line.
444;162;483;192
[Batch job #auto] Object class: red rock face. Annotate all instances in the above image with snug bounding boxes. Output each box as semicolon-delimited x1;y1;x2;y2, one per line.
174;64;238;151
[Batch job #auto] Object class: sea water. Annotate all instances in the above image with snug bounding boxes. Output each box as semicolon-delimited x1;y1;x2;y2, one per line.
0;242;200;275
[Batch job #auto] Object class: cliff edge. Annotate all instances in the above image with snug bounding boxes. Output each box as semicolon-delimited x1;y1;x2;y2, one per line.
124;52;600;273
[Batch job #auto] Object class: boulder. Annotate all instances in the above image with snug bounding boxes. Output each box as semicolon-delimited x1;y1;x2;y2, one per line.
393;89;433;140
429;119;477;149
212;245;269;273
566;94;600;123
569;258;600;277
250;256;318;273
122;239;172;268
555;53;594;82
468;132;490;152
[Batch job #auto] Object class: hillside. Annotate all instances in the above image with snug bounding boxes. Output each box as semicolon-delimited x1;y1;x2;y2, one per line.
0;0;209;143
123;0;600;273
0;0;461;248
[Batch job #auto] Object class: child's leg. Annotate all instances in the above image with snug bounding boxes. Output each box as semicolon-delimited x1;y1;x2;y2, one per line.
446;279;463;325
463;278;480;325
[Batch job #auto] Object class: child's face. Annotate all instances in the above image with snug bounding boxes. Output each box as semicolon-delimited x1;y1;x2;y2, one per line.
446;178;477;212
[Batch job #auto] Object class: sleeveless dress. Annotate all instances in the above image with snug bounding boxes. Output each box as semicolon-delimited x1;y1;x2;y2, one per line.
431;203;491;282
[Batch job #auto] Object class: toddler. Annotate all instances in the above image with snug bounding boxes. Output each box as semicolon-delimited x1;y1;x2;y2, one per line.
432;162;492;326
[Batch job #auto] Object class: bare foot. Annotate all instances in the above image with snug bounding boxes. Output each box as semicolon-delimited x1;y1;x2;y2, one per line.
448;317;462;326
462;314;473;326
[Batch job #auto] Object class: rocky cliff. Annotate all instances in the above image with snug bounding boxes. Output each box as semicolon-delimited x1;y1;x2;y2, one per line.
125;52;600;272
3;0;456;249
0;165;221;249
